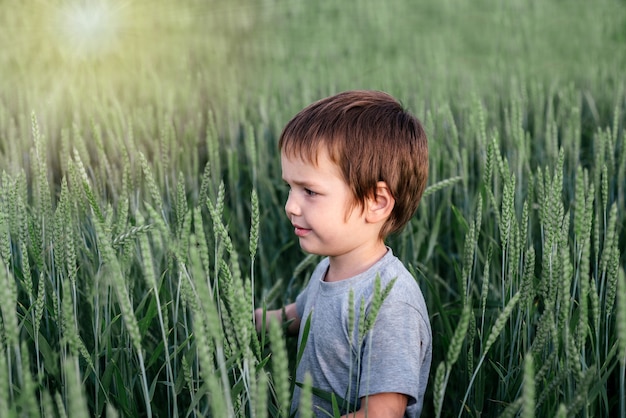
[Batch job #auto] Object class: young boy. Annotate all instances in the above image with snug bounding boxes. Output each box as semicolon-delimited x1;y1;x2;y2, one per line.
255;90;431;418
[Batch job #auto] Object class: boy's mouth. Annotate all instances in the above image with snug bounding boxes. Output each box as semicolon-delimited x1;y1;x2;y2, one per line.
293;225;311;237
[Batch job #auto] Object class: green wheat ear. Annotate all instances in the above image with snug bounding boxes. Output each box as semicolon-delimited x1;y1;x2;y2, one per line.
462;194;481;301
363;276;396;333
175;171;188;238
618;266;626;418
522;352;536;418
422;176;462;198
249;189;260;263
447;302;472;367
60;281;95;374
565;366;597;416
480;244;493;328
253;369;269;418
617;267;626;363
499;398;523;418
0;249;19;354
298;372;314;418
433;300;472;418
520;245;535;308
41;390;56;417
268;319;290;416
208;188;241;283
0;186;10;268
32;113;53;241
500;173;515;248
18;341;37;417
106;403;120;418
432;361;446;418
554;403;568;418
53;392;66;418
485;292;521;352
139;151;164;215
0;344;8;412
63;356;89;417
603;203;619;318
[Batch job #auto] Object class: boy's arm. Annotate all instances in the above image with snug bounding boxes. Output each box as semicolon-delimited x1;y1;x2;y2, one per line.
254;302;301;336
342;393;408;418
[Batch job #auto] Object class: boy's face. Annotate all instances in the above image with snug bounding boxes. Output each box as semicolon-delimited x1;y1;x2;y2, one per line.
281;149;377;257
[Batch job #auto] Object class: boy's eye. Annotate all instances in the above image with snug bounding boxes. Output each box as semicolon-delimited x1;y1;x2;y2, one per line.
304;188;317;196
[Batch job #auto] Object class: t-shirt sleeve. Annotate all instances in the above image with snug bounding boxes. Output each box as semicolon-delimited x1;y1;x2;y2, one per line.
357;298;431;411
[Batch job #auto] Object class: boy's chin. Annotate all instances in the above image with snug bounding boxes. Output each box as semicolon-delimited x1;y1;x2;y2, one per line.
298;242;323;256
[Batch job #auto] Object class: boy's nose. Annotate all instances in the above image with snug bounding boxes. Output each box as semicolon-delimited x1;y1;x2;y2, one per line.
284;192;300;217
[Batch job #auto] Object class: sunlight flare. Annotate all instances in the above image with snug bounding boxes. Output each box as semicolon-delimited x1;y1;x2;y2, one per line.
55;0;121;58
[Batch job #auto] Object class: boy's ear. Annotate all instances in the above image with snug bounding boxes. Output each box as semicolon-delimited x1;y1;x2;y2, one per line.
366;181;395;223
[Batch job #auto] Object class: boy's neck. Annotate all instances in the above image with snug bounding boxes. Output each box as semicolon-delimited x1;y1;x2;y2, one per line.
323;241;388;282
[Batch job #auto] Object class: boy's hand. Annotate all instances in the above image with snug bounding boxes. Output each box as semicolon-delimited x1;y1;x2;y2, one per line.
254;307;281;334
254;308;265;333
254;303;301;336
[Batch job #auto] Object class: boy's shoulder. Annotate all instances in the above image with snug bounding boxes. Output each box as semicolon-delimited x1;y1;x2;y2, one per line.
356;250;426;306
373;249;417;284
305;249;425;305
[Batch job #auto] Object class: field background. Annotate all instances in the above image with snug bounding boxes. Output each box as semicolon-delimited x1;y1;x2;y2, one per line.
1;0;625;417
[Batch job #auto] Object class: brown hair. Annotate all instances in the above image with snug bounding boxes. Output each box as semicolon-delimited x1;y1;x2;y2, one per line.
279;90;429;237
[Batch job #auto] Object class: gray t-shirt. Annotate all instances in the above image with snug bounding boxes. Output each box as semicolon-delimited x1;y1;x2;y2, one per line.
291;249;432;417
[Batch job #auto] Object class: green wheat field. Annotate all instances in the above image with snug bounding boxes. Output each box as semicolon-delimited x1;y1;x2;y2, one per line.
0;0;625;416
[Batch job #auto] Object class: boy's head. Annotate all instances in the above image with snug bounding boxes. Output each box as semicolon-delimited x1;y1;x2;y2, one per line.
279;90;429;238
